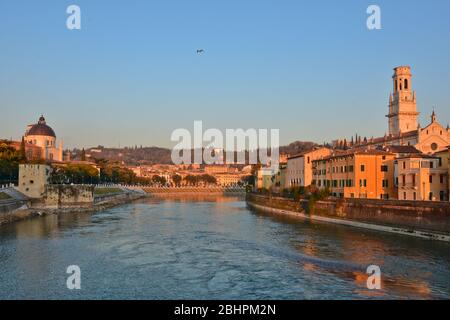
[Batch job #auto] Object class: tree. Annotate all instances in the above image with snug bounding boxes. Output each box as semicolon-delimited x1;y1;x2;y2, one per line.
80;148;86;161
152;175;167;186
199;174;217;185
184;175;198;186
0;140;26;184
19;137;27;160
172;174;182;186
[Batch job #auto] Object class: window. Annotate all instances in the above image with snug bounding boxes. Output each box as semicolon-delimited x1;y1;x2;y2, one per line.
439;158;442;167
381;165;388;172
404;79;408;90
430;161;434;169
429;175;433;184
429;192;433;201
348;165;354;173
404;192;407;200
402;161;406;170
382;180;389;188
431;143;438;151
413;192;417;201
440;191;445;201
360;165;365;172
440;175;445;184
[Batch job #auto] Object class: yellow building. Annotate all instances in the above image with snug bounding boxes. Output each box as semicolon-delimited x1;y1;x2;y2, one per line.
312;150;396;199
397;154;448;201
215;173;246;186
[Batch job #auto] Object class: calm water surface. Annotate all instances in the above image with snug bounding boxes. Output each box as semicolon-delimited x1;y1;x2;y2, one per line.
0;196;449;299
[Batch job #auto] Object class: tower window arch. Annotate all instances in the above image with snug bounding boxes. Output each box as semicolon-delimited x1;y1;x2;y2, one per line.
404;79;408;90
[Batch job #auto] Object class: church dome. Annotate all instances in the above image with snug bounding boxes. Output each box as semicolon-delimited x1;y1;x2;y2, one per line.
26;116;56;137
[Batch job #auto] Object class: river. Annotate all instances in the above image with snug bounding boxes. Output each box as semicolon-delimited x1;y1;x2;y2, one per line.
0;196;449;299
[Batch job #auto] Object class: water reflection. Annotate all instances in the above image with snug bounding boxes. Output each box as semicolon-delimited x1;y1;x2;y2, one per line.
0;196;449;300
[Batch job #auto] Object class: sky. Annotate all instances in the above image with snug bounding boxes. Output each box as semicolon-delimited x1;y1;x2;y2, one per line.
1;0;450;149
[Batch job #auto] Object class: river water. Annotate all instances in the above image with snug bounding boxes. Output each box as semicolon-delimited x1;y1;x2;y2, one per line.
0;196;449;300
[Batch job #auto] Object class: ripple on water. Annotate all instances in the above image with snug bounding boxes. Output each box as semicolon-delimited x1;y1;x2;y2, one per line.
1;199;450;299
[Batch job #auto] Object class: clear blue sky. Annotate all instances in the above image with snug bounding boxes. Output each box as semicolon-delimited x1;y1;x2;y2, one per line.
1;0;450;149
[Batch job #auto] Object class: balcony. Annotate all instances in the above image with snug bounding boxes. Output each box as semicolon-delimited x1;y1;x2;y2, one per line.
398;183;418;190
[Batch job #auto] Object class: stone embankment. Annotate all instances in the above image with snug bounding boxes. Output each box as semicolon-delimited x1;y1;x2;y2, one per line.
0;185;145;226
246;193;450;242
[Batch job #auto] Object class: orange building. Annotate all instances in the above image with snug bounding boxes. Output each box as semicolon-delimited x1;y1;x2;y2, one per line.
312;150;396;199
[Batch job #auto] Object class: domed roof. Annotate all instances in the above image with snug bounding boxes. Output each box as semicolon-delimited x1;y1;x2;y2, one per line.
26;116;56;137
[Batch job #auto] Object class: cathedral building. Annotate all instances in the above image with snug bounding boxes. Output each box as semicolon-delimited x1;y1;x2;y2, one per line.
336;66;450;154
23;115;63;162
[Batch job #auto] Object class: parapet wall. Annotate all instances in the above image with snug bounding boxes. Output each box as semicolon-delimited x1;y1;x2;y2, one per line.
246;194;450;235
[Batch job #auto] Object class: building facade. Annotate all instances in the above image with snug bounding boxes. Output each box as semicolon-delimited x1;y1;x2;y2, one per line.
286;147;332;188
24;116;63;162
396;155;448;201
387;66;419;135
312;150;396;199
256;168;276;190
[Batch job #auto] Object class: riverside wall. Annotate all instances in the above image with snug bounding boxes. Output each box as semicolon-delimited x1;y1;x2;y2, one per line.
0;186;145;226
246;193;450;241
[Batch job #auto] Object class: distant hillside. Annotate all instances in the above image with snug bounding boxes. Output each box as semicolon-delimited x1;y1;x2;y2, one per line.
74;146;173;165
71;141;319;165
279;141;318;156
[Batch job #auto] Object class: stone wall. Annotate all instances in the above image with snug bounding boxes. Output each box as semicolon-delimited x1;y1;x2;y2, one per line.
43;185;94;209
0;200;32;225
313;198;450;234
246;194;450;235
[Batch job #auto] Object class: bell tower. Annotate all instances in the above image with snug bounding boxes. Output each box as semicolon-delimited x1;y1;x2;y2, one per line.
386;66;419;135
